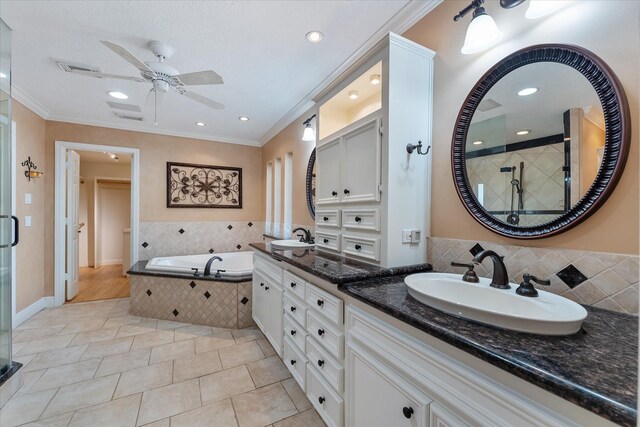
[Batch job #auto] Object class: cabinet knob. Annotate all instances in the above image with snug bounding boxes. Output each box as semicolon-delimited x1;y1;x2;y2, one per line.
260;282;264;287
344;189;350;195
318;396;325;404
355;244;362;251
331;191;337;197
290;359;296;365
323;238;329;244
264;286;269;291
317;299;324;307
323;216;329;222
317;328;325;336
290;306;296;312
290;282;296;288
354;216;362;222
402;407;414;419
290;329;296;336
317;359;324;367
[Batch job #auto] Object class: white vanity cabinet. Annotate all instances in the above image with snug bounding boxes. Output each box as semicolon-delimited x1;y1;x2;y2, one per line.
252;253;284;357
316;138;342;205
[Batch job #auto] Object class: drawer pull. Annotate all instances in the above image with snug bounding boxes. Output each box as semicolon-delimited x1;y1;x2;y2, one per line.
344;189;350;195
323;216;329;222
403;407;414;419
354;216;362;222
323;238;329;244
317;328;325;336
290;282;296;288
331;191;337;197
355;244;362;251
290;306;296;312
318;396;325;404
317;359;324;367
290;329;296;336
290;359;296;365
317;299;324;307
264;286;270;291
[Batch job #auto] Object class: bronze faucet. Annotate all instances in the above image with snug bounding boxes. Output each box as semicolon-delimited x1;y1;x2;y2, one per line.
472;250;510;289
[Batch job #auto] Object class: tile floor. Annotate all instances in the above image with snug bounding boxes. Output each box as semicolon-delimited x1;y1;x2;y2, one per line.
3;298;325;427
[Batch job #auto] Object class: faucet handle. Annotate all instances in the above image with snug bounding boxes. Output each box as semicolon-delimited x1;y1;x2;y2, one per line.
516;273;550;297
451;262;479;283
451;261;473;269
191;268;201;277
523;273;550;286
214;269;227;278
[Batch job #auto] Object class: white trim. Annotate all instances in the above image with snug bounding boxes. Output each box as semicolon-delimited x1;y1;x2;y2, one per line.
10;121;16;327
14;297;55;328
98;259;123;266
11;85;49;119
55;141;140;306
258;0;442;145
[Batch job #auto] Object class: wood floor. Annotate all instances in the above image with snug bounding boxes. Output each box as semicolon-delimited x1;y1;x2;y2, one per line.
68;265;130;303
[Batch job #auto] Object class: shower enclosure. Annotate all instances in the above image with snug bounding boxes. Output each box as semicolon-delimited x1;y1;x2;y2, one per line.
0;19;13;382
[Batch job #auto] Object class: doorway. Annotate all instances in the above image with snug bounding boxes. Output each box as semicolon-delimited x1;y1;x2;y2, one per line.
54;141;139;307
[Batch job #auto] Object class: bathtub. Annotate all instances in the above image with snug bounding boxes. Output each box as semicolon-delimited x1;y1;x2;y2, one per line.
145;251;253;278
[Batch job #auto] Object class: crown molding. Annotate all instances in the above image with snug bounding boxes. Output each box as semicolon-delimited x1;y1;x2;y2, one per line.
258;0;443;146
11;84;49;119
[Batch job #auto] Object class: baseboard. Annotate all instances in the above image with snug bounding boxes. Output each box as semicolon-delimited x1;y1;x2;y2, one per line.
14;296;55;328
98;259;123;266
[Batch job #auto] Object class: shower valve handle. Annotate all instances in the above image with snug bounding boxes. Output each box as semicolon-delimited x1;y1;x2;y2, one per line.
191;268;201;277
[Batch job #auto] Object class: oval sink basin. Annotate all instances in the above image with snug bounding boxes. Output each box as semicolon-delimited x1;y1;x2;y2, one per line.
271;239;315;249
404;273;587;335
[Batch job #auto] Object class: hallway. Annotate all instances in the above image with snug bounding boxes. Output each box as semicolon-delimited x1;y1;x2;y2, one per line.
68;265;129;304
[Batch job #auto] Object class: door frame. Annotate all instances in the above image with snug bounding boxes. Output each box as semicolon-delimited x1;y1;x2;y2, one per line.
54;141;140;306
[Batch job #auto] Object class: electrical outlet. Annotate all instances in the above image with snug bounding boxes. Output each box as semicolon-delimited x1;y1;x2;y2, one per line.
402;229;412;243
25;193;32;204
411;230;421;243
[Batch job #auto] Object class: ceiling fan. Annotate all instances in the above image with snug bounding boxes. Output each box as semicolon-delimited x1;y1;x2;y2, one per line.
65;40;224;123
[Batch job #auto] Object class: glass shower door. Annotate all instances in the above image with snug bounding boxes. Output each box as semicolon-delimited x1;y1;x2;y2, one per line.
0;18;12;378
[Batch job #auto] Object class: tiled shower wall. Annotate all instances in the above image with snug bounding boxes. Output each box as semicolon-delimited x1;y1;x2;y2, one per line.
428;237;639;315
138;221;265;260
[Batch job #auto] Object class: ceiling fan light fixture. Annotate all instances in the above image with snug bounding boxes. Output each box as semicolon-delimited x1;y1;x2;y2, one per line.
461;7;503;55
306;31;324;43
108;91;128;100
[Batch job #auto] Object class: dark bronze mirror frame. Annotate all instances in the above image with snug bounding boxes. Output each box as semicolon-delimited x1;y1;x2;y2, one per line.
452;44;630;239
306;148;316;219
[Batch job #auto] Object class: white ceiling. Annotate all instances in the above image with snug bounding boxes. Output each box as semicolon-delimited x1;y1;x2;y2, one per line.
1;0;439;146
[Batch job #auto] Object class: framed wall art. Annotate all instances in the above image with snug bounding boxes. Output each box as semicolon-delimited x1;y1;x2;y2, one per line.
167;162;242;208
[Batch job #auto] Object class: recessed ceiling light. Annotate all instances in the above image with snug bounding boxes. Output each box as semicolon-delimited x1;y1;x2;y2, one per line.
348;90;359;100
0;72;6;79
195;122;206;126
472;140;483;145
517;87;538;96
108;91;128;100
239;116;249;121
305;31;323;43
516;129;531;135
369;74;381;85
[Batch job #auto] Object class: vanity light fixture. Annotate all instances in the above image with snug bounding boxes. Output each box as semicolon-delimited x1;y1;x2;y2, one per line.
302;114;316;142
305;31;323;43
238;116;249;121
517;87;538;96
455;0;503;55
516;129;531;135
369;74;381;85
472;140;483;145
195;121;205;126
348;90;359;100
525;0;569;19
108;91;128;100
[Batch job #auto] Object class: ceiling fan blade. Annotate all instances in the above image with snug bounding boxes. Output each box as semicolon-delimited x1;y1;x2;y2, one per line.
174;70;223;86
181;90;225;110
72;70;146;82
101;40;155;73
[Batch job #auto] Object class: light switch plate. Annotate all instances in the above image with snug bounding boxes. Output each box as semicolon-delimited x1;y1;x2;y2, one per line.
25;216;32;227
402;229;412;243
25;193;32;204
411;229;421;243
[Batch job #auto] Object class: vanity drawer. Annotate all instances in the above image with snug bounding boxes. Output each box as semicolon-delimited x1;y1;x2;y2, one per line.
307;309;344;360
253;253;283;283
316;231;341;252
284;293;307;328
283;270;306;301
316;210;341;228
307;364;344;427
306;283;344;326
342;235;380;261
342;209;380;231
283;336;307;390
284;313;307;353
307;336;344;395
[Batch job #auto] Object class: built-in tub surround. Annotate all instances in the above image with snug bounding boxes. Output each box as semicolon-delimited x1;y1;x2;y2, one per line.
145;251;253;278
128;261;253;329
429;237;639;315
138;221;264;261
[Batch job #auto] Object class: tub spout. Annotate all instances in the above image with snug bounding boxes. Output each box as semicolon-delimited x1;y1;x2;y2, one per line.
204;256;223;276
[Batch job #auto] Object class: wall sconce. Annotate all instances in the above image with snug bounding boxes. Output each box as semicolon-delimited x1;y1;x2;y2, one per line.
302;114;316;142
22;156;44;181
406;140;430;156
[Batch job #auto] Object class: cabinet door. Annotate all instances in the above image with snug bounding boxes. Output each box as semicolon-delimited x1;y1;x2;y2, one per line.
316;138;341;205
252;273;266;331
263;283;284;356
341;117;381;203
430;403;471;427
347;344;429;427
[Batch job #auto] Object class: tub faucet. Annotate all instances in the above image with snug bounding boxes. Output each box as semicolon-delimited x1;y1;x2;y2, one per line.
472;250;510;289
204;256;223;276
292;227;313;244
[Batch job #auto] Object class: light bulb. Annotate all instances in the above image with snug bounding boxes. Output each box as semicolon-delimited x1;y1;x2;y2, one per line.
348;90;359;100
525;1;568;19
461;8;503;55
302;124;315;142
369;74;381;85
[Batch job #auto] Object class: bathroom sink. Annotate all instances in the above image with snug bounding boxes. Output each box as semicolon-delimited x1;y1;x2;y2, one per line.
404;273;587;335
271;239;315;249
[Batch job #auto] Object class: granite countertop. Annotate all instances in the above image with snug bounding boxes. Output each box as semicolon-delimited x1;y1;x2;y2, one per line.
249;242;432;284
338;275;638;426
127;261;251;283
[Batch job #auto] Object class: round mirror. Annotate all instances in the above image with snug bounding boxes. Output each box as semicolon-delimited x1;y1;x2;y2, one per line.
452;44;630;239
306;149;316;219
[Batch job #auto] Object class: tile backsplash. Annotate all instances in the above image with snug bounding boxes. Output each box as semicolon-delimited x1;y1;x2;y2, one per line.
139;221;265;260
428;237;639;315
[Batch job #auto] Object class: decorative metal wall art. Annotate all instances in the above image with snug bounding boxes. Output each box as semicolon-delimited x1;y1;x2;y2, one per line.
167;162;242;208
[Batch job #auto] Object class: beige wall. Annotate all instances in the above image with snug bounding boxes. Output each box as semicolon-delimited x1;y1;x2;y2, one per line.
13;101;46;311
399;0;638;255
580;118;605;196
261;109;316;229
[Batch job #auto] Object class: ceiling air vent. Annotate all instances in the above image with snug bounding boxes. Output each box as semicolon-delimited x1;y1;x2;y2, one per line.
477;98;502;112
55;60;102;75
107;102;142;112
114;112;144;121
